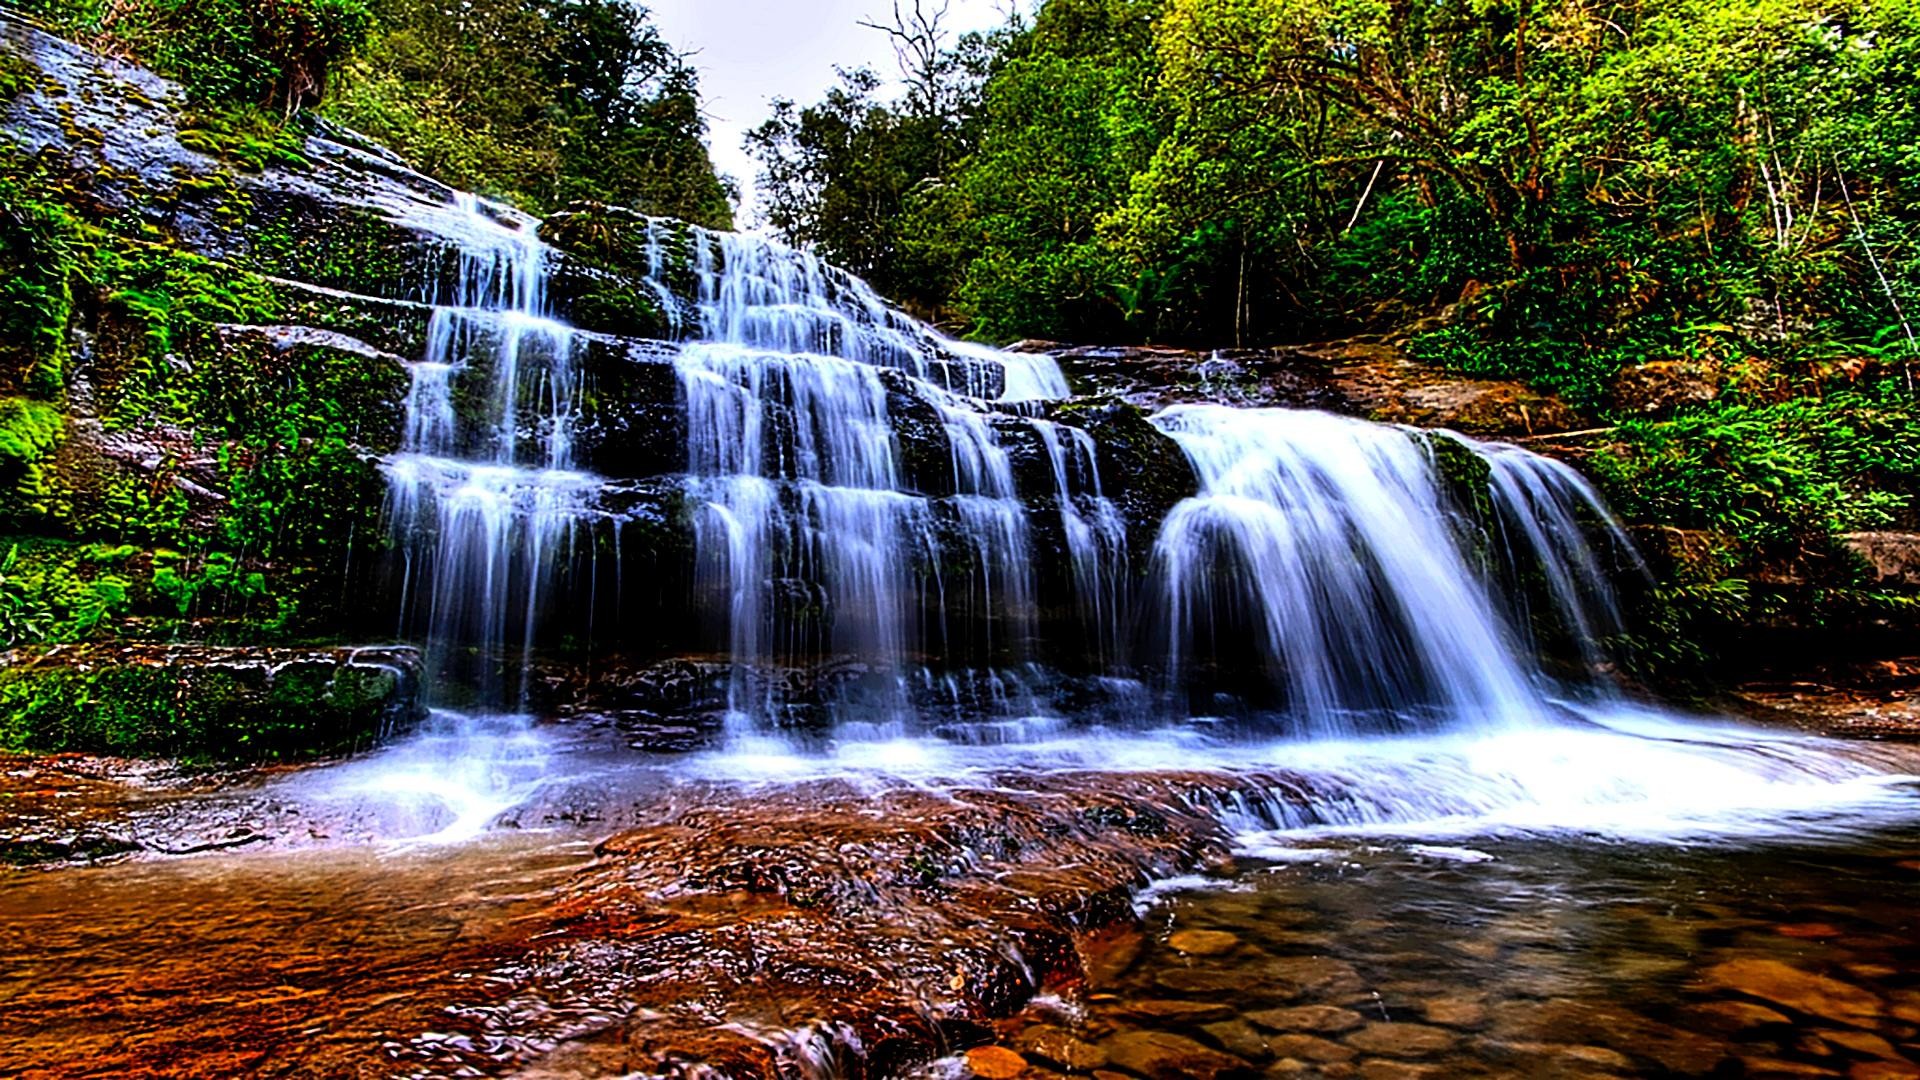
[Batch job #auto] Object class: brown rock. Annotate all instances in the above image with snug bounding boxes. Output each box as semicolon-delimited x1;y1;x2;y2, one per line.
1488;1041;1635;1072
1122;1000;1238;1024
1264;1035;1356;1064
1684;1000;1794;1032
1850;1065;1920;1080
1158;969;1256;994
1168;930;1242;957
1698;960;1884;1027
1416;997;1487;1030
1740;1059;1842;1078
1262;956;1364;995
1201;1020;1272;1062
1844;533;1920;588
1356;1063;1445;1080
1342;1023;1456;1058
1777;922;1847;939
1610;358;1722;414
1019;1027;1109;1073
968;1047;1030;1080
1103;1031;1254;1080
1243;1005;1364;1035
1823;1031;1905;1062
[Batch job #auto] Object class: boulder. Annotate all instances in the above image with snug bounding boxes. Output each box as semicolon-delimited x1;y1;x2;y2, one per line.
1610;359;1722;415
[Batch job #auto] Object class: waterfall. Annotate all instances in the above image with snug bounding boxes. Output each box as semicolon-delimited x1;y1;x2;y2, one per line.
1148;406;1630;735
663;225;1056;729
383;195;609;706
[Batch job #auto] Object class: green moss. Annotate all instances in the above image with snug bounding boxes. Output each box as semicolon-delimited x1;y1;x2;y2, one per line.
0;166;81;393
0;51;42;101
0;398;65;523
569;278;668;340
0;538;136;646
0;649;404;761
176;106;310;171
244;205;411;298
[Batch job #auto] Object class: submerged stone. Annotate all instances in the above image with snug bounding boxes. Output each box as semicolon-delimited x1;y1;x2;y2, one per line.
1167;930;1241;957
1017;1026;1110;1072
1698;960;1884;1027
1103;1031;1254;1080
1243;1006;1364;1035
1341;1023;1456;1058
968;1046;1031;1079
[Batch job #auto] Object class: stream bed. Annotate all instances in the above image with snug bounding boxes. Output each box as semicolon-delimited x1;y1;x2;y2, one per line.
4;713;1920;1078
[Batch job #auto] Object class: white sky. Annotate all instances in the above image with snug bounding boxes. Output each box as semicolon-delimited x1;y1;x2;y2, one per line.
647;0;1016;226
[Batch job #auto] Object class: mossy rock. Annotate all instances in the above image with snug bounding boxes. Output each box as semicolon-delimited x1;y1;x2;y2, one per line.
0;643;424;761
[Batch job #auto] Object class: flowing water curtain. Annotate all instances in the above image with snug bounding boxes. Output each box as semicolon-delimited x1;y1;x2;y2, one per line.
383;196;608;707
1148;407;1637;734
663;222;1070;728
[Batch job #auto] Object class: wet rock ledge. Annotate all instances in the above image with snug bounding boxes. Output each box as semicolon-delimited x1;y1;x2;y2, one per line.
0;643;423;760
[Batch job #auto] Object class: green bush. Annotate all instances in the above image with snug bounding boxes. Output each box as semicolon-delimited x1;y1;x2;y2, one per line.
1590;385;1920;549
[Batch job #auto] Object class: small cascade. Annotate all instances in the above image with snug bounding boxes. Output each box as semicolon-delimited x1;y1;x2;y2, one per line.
662;225;1062;730
383;195;610;705
1463;435;1646;674
1148;406;1625;734
1032;418;1130;667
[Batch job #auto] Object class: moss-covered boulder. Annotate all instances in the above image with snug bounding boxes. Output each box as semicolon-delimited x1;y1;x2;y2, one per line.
0;643;423;760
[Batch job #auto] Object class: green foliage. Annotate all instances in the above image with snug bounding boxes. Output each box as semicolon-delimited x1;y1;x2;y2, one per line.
0;540;134;647
0;397;64;523
324;0;734;226
93;244;283;429
1591;384;1920;549
755;0;1920;393
0;50;40;100
176;106;312;171
20;0;371;110
0;650;403;760
0;167;81;393
1591;381;1920;681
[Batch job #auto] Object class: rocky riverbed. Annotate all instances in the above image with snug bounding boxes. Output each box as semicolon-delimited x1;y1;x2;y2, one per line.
4;706;1920;1079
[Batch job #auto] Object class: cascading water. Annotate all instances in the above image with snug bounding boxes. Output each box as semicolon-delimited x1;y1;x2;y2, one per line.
1150;406;1552;732
383;195;608;706
355;191;1917;849
664;226;1064;729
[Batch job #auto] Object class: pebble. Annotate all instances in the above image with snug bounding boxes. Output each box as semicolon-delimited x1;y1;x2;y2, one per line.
1684;1000;1794;1032
1415;997;1486;1030
1488;1041;1634;1072
1341;1023;1456;1059
1157;969;1256;995
1262;956;1363;995
1737;1059;1842;1078
1822;1030;1905;1062
1201;1020;1272;1062
1263;1034;1355;1064
966;1046;1029;1080
1017;1026;1109;1073
1698;959;1883;1027
1168;930;1241;957
1102;1031;1252;1080
1242;1005;1364;1035
1849;1065;1920;1080
1355;1062;1445;1080
1777;923;1847;939
1122;1000;1238;1024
